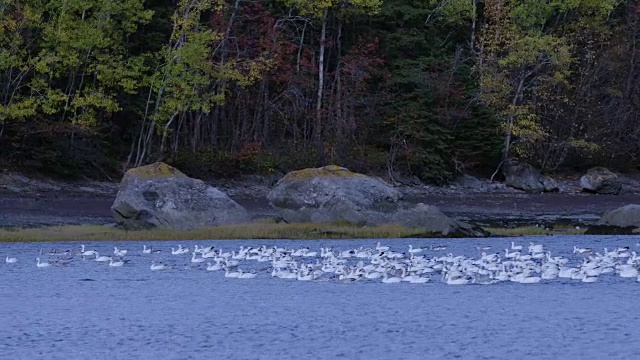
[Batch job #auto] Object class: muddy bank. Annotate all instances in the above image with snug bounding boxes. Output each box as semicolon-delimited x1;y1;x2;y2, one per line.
2;191;639;229
2;171;640;228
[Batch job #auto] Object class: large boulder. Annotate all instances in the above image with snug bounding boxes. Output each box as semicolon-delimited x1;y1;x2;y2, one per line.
585;204;640;235
111;162;249;230
267;165;403;225
580;167;622;195
504;163;559;193
268;165;488;237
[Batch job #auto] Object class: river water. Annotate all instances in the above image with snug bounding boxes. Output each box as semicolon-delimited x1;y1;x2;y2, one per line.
1;236;639;359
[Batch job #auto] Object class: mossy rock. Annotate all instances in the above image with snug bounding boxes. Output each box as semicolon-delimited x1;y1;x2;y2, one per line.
580;167;621;194
112;162;249;229
268;165;403;224
282;165;367;181
125;162;186;180
120;162;187;190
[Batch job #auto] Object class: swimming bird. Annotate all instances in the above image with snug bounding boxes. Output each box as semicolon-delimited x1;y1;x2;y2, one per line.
109;258;124;267
94;252;111;262
237;270;258;279
171;245;189;255
190;252;206;264
36;257;50;268
381;272;402;284
573;246;592;254
80;245;97;257
113;247;128;257
5;256;18;264
375;242;389;252
206;261;224;271
408;245;423;254
150;262;170;271
224;268;242;278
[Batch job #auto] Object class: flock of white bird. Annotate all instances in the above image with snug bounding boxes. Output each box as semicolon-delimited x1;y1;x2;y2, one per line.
4;241;640;284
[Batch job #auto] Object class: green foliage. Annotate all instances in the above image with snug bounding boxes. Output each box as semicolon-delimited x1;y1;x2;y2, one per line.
479;0;620;167
374;0;488;182
283;0;382;18
171;143;282;179
0;0;636;180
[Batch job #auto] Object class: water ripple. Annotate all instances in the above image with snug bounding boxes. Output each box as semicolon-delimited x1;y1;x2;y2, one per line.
1;235;639;359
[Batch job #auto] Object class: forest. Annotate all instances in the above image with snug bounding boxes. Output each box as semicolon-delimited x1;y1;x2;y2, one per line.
1;0;639;183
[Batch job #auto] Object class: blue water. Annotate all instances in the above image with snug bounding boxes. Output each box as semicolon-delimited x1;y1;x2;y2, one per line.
1;235;640;360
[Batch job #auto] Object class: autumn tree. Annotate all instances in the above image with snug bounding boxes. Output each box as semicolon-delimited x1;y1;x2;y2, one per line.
479;0;619;177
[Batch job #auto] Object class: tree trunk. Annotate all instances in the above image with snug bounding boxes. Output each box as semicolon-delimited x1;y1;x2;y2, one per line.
470;0;477;54
314;8;328;143
491;73;526;180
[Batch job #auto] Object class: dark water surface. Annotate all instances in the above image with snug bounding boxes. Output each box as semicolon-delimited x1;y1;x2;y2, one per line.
1;236;639;360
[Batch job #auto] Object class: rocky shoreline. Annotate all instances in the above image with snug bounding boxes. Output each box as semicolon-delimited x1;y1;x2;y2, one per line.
2;171;640;229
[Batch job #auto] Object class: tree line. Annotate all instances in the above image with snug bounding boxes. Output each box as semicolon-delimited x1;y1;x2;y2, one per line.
1;0;639;182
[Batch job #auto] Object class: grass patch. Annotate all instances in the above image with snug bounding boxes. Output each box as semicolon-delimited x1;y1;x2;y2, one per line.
0;223;434;242
485;226;587;237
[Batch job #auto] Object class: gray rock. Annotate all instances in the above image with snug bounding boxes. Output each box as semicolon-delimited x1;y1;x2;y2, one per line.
452;174;485;189
268;165;488;237
111;162;249;230
585;204;640;234
597;204;640;227
391;203;490;237
580;167;622;195
267;165;403;225
504;163;559;193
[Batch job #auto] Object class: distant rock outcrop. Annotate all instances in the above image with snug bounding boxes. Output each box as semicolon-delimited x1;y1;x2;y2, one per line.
267;165;489;237
390;203;490;237
504;163;559;193
585;204;640;235
111;162;249;230
580;167;622;195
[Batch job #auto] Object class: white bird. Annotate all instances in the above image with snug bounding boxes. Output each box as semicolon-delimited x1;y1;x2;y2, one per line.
237;270;257;279
113;247;128;256
142;245;152;254
171;245;189;255
36;257;50;268
191;252;206;263
80;244;97;257
528;242;543;253
511;242;523;251
150;262;170;271
5;256;18;264
445;276;469;285
381;272;402;284
94;253;111;262
206;261;224;271
408;245;423;254
109;258;124;267
407;275;429;284
573;246;591;254
225;268;242;278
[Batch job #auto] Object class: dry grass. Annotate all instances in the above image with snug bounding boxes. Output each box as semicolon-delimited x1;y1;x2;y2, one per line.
0;222;432;242
485;226;587;237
